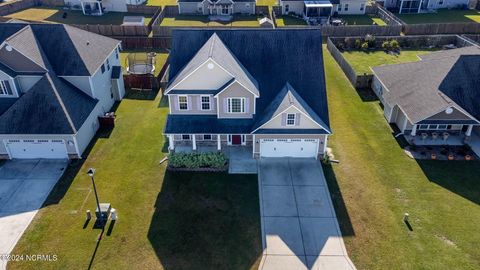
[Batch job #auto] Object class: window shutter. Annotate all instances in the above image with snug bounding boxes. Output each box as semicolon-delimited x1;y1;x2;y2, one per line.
197;96;201;110
295;113;301;126
209;96;213;110
281;113;286;126
173;95;179;111
187;96;192;110
224;98;228;113
4;81;12;95
245;98;249;113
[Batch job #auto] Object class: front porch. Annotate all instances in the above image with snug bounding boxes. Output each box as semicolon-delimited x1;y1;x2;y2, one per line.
405;124;475;146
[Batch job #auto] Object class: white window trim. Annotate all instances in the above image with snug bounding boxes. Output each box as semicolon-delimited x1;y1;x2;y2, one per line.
227;97;246;114
286;113;296;126
201;95;211;111
181;134;191;140
0;81;9;96
203;134;212;140
178;95;189;111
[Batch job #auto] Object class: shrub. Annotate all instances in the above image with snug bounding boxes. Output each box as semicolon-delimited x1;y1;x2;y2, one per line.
365;34;376;48
361;42;369;51
382;40;391;51
168;152;227;169
355;39;362;49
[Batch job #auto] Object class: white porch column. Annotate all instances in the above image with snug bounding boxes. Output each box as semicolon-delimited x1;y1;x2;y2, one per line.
81;2;86;15
399;0;404;14
217;135;221;151
466;125;473;136
411;124;417;136
168;135;174;151
192;135;197;151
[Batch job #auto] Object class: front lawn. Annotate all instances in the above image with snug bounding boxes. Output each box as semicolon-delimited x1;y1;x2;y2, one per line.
398;9;480;24
119;50;169;77
160;15;262;27
6;7;153;25
340;14;386;26
9;91;261;269
146;0;177;6
341;48;439;74
323;45;480;269
275;15;307;26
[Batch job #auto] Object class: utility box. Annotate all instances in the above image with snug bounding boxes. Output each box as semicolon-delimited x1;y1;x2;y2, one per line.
95;203;112;220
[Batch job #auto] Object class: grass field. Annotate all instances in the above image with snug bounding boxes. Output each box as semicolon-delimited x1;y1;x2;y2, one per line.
119;50;169;77
323;45;480;269
9;91;261;269
341;49;439;74
398;9;480;24
146;0;177;6
275;15;307;27
6;7;153;25
340;14;386;26
160;15;262;27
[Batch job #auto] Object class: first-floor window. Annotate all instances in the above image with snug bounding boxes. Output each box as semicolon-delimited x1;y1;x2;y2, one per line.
337;4;342;11
285;4;290;12
0;80;13;96
203;134;212;140
286;113;296;126
201;96;210;110
221;5;229;15
438;124;448;130
228;98;245;113
178;96;188;110
419;124;429;130
429;124;438;130
182;135;191;140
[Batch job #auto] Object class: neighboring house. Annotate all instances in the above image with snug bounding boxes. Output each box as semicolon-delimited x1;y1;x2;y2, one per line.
64;0;146;15
0;23;125;160
164;29;331;159
382;0;470;14
280;0;368;18
177;0;256;15
371;46;480;147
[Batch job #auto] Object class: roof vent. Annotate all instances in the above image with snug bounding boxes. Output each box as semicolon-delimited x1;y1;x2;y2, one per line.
86;41;90;46
207;63;214;70
445;107;453;114
5;45;12;52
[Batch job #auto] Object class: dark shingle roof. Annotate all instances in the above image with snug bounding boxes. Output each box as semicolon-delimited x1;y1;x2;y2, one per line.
0;97;17;115
167;29;330;133
165;115;254;134
0;75;98;134
373;47;480;123
0;24;26;44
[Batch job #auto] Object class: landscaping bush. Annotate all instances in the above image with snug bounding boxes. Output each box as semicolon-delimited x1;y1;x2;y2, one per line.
361;42;369;51
355;39;362;49
168;152;227;169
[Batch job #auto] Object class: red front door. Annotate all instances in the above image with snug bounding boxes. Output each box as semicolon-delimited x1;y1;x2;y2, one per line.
231;135;242;145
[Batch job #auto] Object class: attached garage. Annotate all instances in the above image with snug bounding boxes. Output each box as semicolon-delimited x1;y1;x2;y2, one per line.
260;138;319;158
4;139;68;159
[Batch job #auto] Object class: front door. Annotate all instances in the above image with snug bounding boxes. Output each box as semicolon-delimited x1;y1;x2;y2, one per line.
231;135;242;145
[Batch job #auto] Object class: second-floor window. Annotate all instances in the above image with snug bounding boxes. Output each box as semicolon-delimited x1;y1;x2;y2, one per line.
178;95;188;110
0;80;13;96
201;96;210;110
286;113;296;126
106;59;110;71
360;4;364;11
344;4;349;11
101;64;105;74
227;98;245;113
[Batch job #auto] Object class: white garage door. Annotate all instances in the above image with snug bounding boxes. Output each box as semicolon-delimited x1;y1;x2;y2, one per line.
5;139;68;159
260;139;318;158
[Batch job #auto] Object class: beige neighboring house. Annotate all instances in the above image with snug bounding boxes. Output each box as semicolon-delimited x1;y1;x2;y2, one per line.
0;23;125;160
177;0;257;15
164;29;331;159
280;0;368;19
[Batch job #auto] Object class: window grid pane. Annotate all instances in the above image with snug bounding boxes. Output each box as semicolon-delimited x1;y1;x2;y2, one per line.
287;114;295;125
179;96;188;110
201;96;210;110
229;98;243;113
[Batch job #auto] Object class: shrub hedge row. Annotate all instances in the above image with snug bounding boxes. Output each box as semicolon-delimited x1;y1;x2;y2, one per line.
168;152;227;169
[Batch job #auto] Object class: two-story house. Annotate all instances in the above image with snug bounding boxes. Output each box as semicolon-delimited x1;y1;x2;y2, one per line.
280;0;369;19
177;0;257;15
164;29;331;159
0;23;125;159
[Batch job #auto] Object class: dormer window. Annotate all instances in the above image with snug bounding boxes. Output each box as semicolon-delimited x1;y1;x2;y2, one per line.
228;98;245;113
286;113;296;126
0;80;13;96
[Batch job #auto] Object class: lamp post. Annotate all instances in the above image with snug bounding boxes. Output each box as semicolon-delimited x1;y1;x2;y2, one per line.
87;168;103;222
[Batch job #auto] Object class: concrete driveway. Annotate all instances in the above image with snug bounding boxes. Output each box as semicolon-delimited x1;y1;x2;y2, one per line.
258;158;356;270
0;159;67;270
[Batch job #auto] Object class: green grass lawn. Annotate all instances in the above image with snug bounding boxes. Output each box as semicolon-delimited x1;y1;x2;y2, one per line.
341;48;439;74
9;91;261;269
146;0;177;6
6;7;153;25
275;15;307;27
160;15;262;27
398;9;480;24
323;45;480;269
340;14;386;26
119;50;169;77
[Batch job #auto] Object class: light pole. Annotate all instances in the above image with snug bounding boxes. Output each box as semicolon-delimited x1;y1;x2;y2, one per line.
87;168;103;222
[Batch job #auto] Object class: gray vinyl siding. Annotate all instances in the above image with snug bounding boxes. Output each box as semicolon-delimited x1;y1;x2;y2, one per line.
253;134;328;154
425;108;475;121
179;2;204;14
74;102;102;156
61;76;95;97
233;2;255;14
169;94;217;115
217;82;255;119
16;76;42;94
261;107;321;129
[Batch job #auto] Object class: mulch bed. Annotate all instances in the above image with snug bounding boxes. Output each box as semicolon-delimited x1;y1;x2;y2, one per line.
404;145;477;161
166;165;228;172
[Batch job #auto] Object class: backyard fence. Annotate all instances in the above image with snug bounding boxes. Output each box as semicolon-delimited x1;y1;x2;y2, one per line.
126;5;159;14
118;36;172;50
375;4;405;26
0;0;35;16
403;23;480;35
71;24;150;36
462;34;480;45
123;54;170;90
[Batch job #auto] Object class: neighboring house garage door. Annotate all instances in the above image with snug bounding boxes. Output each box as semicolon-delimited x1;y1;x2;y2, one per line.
260;139;318;158
4;139;68;159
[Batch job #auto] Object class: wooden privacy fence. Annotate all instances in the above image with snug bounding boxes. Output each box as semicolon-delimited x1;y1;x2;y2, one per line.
117;36;172;50
375;4;405;26
123;55;170;90
404;23;480;35
71;24;150;36
0;0;35;16
126;4;159;14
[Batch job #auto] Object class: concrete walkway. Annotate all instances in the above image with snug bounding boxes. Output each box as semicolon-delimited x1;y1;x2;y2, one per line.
0;159;67;270
258;158;355;270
